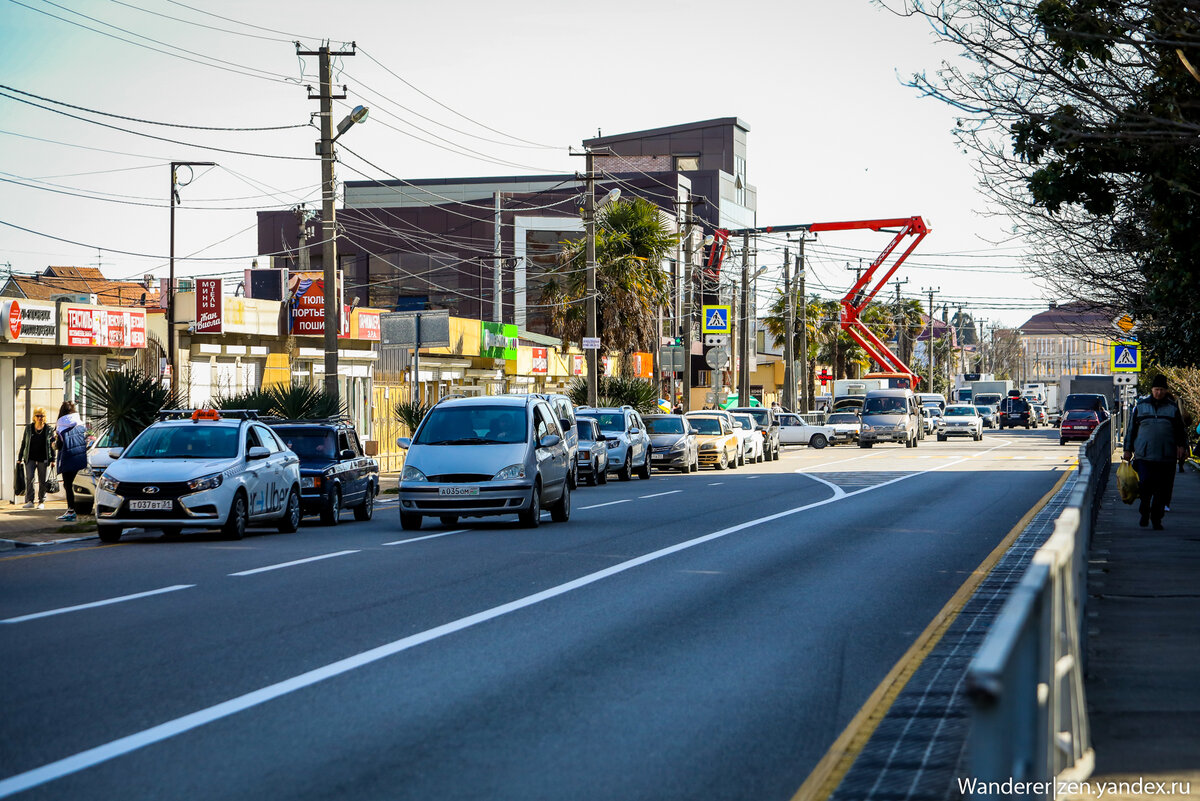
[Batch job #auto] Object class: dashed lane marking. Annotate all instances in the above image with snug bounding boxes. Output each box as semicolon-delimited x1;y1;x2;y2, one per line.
229;550;360;577
0;585;195;625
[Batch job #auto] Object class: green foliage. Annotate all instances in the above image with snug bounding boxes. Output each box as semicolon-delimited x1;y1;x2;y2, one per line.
212;388;274;415
86;369;181;447
393;398;431;435
568;375;660;414
215;382;345;420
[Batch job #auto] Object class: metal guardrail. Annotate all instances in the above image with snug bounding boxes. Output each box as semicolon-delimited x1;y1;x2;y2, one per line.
965;418;1111;796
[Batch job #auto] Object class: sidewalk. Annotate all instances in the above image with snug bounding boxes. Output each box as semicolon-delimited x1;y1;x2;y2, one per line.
0;495;98;550
1072;461;1200;796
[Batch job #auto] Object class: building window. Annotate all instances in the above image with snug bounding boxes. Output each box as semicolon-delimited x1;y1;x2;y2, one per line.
674;155;699;172
734;155;747;206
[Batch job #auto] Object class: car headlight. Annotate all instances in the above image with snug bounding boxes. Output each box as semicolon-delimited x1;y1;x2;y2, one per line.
187;473;223;492
301;476;319;489
97;475;119;493
579;448;590;458
700;442;717;451
895;424;908;431
606;439;621;449
670;440;687;452
493;464;526;480
401;465;427;482
91;467;106;479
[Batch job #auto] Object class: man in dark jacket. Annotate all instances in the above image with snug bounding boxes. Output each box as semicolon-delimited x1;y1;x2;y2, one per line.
1123;374;1187;529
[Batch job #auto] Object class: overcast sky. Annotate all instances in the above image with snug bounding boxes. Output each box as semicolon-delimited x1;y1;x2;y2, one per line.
0;0;1048;329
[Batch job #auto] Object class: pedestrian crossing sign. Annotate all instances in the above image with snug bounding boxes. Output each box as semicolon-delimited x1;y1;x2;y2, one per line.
702;305;731;334
1111;340;1141;372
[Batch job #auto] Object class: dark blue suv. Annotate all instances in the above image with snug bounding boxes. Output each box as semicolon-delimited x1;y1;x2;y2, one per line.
269;420;379;525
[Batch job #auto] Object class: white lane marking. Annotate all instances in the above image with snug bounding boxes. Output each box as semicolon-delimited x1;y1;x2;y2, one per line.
579;499;632;510
0;585;195;625
708;482;724;486
229;551;360;577
383;530;467;546
639;490;682;499
0;436;1026;798
744;476;761;480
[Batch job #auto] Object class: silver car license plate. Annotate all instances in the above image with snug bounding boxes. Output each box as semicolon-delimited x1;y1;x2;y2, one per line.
438;486;479;497
129;500;172;511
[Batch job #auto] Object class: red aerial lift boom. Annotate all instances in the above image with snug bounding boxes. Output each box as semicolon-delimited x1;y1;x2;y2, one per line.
706;216;930;389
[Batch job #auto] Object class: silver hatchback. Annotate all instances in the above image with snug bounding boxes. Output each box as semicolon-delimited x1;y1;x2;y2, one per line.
397;396;571;530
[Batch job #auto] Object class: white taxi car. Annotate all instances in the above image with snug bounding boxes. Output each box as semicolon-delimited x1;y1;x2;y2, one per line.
94;410;302;543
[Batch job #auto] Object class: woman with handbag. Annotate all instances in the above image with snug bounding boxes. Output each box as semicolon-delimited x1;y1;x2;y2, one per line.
55;401;88;523
17;407;55;509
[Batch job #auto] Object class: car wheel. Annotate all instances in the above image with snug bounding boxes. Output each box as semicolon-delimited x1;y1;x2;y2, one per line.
97;525;122;544
519;483;542;528
400;511;423;531
320;488;341;526
550;481;571;523
691;455;699;472
859;441;872;448
912;433;919;448
223;491;248;540
161;526;182;538
716;452;727;470
757;448;764;463
277;488;301;533
773;443;781;460
937;434;947;442
809;433;828;449
637;453;652;479
618;457;632;482
568;464;578;491
353;488;374;521
1060;438;1067;446
598;466;609;485
440;515;459;526
738;447;745;467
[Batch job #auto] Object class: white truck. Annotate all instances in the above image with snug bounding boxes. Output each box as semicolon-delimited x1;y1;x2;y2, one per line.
970;379;1015;408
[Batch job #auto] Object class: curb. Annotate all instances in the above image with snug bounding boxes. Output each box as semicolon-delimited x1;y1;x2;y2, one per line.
0;533;100;552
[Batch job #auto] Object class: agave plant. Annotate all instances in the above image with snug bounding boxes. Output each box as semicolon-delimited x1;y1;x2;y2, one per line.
393;398;431;435
86;369;181;447
263;382;346;420
213;388;274;415
568;375;659;414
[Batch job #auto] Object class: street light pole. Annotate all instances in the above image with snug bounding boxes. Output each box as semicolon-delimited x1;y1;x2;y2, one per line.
168;160;214;398
585;150;598;407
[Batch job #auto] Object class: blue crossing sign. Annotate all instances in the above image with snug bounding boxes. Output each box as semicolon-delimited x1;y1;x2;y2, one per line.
1110;340;1141;372
702;305;731;334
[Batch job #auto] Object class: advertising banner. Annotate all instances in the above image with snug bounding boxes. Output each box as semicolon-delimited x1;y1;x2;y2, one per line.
480;322;519;360
354;310;381;341
572;354;584;376
288;271;326;335
64;306;147;349
630;351;654;379
195;278;223;334
1;300;57;343
531;347;548;374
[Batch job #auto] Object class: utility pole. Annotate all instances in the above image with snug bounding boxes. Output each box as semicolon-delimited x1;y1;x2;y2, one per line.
298;41;357;404
892;278;909;369
680;204;697;411
493;192;502;322
923;287;940;391
782;247;794;411
585;151;599;406
738;231;751;406
797;243;808;413
168;160;215;397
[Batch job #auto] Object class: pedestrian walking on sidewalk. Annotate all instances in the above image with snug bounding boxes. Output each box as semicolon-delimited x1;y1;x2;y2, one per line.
54;401;88;523
1123;374;1187;530
17;406;55;509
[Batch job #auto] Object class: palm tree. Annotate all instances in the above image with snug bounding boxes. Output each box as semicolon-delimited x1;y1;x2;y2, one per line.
538;197;677;359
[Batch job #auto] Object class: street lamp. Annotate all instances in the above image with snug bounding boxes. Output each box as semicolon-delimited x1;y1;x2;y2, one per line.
318;103;368;404
169;161;215;396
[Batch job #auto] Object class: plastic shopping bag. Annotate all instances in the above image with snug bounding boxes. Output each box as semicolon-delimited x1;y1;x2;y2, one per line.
1117;460;1140;505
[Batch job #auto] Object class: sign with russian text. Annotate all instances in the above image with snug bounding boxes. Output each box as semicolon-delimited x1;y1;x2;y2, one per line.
354;310;381;341
572;354;584;375
1;300;57;343
531;347;548;374
195;278;223;334
288;272;326;335
480;322;519;360
64;306;146;349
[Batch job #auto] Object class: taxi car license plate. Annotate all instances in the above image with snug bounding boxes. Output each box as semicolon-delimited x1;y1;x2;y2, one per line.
438;486;479;497
129;500;172;511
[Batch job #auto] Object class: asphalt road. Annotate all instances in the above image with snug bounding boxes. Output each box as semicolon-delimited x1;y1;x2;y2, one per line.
0;427;1075;801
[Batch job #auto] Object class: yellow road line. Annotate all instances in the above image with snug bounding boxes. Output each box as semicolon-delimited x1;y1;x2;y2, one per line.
0;543;114;562
790;465;1075;801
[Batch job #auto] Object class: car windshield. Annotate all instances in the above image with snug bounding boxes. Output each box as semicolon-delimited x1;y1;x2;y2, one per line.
646;417;685;435
1065;410;1098;421
945;407;977;416
689;417;723;435
975;406;992;415
275;429;337;460
827;413;858;424
123;424;240;459
732;414;755;429
580;412;626;434
738;408;770;425
415;405;527;445
575;420;598;440
863;397;907;414
1065;396;1103;410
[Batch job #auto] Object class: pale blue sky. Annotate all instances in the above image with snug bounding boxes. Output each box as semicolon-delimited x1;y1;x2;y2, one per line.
0;0;1044;327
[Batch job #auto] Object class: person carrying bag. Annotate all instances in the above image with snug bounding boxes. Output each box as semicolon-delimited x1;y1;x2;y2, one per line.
17;406;55;509
55;401;88;523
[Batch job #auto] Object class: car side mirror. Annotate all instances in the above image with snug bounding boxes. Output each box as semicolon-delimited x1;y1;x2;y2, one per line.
247;446;270;461
339;449;356;460
560;418;572;432
629;427;640;435
107;447;124;459
396;437;411;450
538;433;562;449
596;432;607;441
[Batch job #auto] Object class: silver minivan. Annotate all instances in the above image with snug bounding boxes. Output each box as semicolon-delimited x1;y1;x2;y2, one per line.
532;393;579;489
858;388;921;448
396;395;571;530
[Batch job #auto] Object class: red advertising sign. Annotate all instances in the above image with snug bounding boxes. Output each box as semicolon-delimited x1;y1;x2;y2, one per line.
572;355;584;376
8;301;20;340
355;310;381;341
288;272;326;335
65;307;146;348
531;347;548;374
195;278;222;334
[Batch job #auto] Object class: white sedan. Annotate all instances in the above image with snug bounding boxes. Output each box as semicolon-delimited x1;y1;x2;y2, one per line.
936;405;984;441
730;412;765;463
777;412;836;449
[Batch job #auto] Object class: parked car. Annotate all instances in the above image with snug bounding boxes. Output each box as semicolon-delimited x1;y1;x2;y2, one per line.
531;393;579;489
998;396;1036;429
94;410;302;543
975;404;997;429
396;395;571;530
920;406;938;436
644;414;698;473
937;404;984;441
1047;408;1063;427
575;417;609;485
1063;393;1110;422
776;412;835;449
728;405;781;461
858;388;921;448
576;406;652;482
70;430;119;516
730;412;765;463
685;410;744;465
1059;410;1101;445
824;412;861;444
688;414;739;470
268;419;379;524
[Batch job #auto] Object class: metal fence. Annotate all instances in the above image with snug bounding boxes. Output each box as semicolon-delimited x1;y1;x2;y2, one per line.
964;418;1111;796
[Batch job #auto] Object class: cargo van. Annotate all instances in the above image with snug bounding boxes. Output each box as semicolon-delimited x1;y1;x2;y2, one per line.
858;388;921;448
